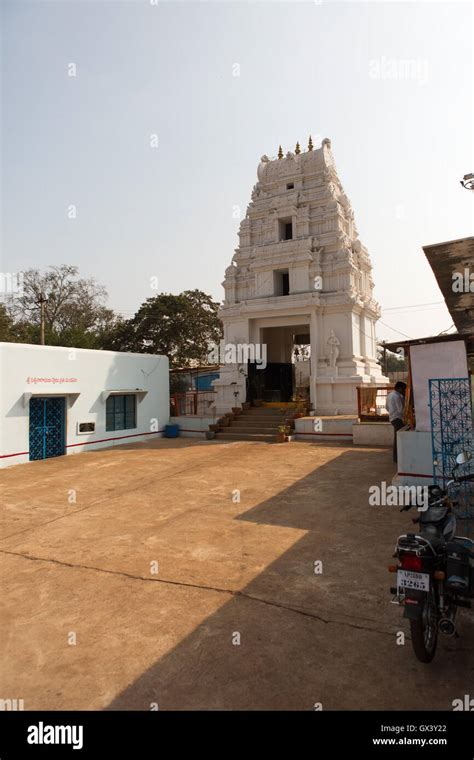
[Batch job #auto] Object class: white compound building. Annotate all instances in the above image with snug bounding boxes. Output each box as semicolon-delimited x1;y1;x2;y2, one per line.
0;343;169;467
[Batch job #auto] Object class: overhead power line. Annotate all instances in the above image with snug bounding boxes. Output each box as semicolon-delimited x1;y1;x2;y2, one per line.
383;300;444;312
378;320;413;339
437;323;456;336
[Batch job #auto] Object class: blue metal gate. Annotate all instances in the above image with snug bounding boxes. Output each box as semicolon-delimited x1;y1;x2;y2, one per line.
29;397;66;461
429;378;473;530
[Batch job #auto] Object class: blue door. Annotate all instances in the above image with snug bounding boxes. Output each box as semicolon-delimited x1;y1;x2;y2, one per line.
29;397;66;461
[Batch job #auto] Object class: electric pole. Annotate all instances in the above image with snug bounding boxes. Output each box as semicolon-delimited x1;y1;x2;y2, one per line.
37;292;48;345
380;340;387;376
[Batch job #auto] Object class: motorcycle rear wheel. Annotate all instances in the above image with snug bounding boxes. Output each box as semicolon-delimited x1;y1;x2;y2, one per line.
410;587;438;663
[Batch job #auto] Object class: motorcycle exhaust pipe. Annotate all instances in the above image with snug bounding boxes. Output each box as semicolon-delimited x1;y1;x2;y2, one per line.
438;618;456;636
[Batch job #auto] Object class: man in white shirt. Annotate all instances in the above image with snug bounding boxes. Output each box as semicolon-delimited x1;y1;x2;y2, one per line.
386;382;406;463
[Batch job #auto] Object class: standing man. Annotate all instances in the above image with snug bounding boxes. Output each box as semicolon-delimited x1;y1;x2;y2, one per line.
386;382;406;463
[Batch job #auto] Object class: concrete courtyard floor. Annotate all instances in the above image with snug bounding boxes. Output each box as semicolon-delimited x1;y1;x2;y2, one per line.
0;438;472;711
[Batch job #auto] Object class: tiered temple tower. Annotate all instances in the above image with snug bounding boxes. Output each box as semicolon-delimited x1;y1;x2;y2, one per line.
213;137;388;415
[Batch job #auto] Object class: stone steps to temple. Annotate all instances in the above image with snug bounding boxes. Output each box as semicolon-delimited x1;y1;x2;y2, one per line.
239;412;287;420
214;431;276;443
233;412;285;420
244;408;287;414
224;423;279;433
213;406;289;442
231;417;282;425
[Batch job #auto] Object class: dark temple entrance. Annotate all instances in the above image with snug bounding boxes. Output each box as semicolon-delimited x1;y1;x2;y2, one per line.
247;362;294;403
246;323;310;404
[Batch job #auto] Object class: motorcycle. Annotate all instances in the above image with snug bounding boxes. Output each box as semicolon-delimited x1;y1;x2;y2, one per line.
389;451;474;663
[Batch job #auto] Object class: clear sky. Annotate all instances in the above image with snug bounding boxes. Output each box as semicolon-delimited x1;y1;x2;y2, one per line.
3;0;473;342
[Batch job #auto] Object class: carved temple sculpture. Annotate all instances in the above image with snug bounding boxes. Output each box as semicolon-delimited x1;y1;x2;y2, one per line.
326;330;340;368
212;136;389;415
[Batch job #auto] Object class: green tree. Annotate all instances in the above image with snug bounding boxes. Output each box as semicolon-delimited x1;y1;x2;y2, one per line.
108;289;222;367
377;346;408;373
4;265;119;348
385;352;408;372
0;303;14;341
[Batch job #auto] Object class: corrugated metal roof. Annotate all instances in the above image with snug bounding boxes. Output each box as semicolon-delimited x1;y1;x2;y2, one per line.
383;333;473;353
423;236;474;336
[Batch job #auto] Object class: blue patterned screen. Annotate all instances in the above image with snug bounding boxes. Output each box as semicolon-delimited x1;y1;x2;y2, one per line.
29;397;66;461
429;378;473;531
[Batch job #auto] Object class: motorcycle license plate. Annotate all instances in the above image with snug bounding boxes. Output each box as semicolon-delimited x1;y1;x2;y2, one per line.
397;570;430;592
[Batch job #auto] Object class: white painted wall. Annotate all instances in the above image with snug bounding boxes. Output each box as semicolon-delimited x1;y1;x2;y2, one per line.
169;416;213;438
352;421;392;447
410;341;469;432
397;430;434;486
0;343;169;467
295;415;354;442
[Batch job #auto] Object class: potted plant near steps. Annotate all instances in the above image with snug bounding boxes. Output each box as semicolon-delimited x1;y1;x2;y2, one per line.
218;416;230;427
291;393;308;418
232;407;242;416
276;424;289;443
205;431;215;440
209;423;220;432
294;402;308;419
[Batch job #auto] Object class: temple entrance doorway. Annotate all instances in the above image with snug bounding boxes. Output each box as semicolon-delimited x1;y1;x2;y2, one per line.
247;324;311;404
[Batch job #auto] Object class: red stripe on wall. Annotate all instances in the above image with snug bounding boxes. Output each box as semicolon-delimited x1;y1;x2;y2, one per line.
1;430;165;459
66;430;164;448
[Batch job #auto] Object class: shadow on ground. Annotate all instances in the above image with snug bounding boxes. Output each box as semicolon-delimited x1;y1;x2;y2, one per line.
106;447;473;711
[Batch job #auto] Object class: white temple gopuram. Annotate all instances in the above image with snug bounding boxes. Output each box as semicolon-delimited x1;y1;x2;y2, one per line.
213;137;388;415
